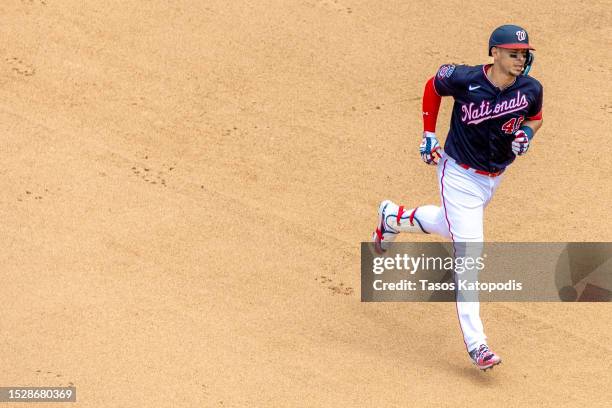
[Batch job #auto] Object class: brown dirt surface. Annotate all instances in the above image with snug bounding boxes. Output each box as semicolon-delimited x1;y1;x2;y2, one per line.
1;0;611;407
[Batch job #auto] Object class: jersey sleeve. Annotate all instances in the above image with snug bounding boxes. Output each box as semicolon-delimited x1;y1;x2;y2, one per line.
432;64;468;97
422;77;442;132
527;84;543;120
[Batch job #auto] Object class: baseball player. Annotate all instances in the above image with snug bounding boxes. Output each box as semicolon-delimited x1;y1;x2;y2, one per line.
372;25;543;370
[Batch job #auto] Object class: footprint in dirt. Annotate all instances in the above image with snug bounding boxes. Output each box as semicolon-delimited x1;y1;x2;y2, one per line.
17;188;49;202
130;157;176;188
34;369;74;387
309;0;353;13
21;0;47;6
5;57;35;76
315;275;354;296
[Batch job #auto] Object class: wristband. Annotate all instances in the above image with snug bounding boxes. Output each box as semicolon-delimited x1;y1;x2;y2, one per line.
519;125;534;140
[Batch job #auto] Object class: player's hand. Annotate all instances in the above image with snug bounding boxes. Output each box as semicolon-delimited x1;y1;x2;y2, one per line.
420;132;442;165
512;130;530;156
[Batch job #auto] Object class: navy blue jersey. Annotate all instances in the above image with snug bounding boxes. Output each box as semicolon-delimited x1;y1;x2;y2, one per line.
434;64;543;172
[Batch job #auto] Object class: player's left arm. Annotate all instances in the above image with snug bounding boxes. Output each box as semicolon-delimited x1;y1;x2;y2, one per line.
512;85;543;156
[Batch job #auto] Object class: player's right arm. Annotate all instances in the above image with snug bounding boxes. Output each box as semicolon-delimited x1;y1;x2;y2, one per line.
420;76;443;165
420;64;469;165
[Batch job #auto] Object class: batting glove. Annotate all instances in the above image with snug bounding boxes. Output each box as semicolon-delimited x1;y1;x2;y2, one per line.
420;132;442;165
512;130;530;156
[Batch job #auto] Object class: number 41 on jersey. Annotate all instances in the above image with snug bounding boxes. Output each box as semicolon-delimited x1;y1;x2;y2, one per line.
501;116;525;134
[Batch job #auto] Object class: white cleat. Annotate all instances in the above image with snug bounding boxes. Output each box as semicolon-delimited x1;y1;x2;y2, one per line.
469;344;502;371
372;200;400;254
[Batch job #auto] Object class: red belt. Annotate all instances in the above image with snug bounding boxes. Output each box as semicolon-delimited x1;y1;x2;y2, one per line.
458;163;505;177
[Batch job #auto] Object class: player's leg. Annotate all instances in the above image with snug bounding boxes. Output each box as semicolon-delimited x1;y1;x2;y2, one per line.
438;157;502;370
437;158;487;348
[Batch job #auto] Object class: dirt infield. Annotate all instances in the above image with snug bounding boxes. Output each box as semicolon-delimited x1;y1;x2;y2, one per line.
1;1;611;406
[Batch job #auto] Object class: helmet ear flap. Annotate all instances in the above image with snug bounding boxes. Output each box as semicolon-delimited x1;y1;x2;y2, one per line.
523;51;534;76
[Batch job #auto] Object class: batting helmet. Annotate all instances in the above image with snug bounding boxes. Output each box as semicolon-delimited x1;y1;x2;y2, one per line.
488;25;535;56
